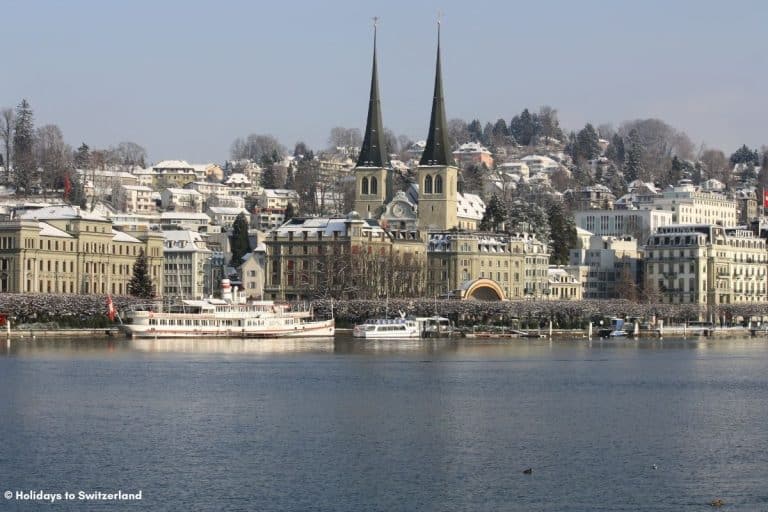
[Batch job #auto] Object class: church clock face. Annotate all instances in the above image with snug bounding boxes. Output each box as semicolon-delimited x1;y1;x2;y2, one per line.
392;203;406;218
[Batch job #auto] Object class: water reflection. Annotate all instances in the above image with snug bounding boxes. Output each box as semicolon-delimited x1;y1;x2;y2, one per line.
1;334;767;358
131;337;336;354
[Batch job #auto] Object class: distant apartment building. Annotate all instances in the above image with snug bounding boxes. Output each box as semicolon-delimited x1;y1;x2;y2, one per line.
452;142;494;168
160;188;203;212
153;160;198;189
258;189;299;210
635;180;739;227
113;184;155;213
546;266;583;300
206;207;250;229
159;212;211;232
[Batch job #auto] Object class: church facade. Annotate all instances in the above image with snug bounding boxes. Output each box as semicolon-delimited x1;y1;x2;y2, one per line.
264;25;549;301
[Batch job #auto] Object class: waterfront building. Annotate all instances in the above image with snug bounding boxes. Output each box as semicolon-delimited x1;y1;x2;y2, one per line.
570;235;641;299
644;225;768;313
240;243;267;300
0;205;164;295
547;266;583;300
162;230;212;299
574;209;674;242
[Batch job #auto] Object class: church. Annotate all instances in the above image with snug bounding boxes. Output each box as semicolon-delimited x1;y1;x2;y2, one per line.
263;24;549;301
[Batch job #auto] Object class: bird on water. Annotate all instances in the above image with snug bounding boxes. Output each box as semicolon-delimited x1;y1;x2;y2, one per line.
522;468;532;475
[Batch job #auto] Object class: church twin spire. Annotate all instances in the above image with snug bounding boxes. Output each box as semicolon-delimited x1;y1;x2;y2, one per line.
419;21;454;167
356;20;388;168
356;20;453;169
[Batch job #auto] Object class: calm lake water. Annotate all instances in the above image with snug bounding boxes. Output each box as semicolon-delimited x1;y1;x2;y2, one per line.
1;335;768;511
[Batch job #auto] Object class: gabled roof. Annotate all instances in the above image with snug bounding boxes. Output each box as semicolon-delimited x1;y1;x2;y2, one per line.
19;205;108;222
111;229;142;243
38;222;73;238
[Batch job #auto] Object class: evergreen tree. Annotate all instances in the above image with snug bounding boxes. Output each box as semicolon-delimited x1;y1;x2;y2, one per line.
505;199;550;242
128;249;154;298
547;202;576;265
623;129;643;183
479;194;507;232
509;108;537;146
284;202;296;221
260;165;279;189
74;142;90;168
230;213;251;266
467;119;483;143
284;165;295;189
605;133;625;164
574;123;601;162
12;99;35;195
729;144;760;166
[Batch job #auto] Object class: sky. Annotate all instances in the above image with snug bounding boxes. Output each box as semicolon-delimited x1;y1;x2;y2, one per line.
2;0;767;164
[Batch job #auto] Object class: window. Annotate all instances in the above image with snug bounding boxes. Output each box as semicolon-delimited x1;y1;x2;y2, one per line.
424;175;433;194
370;176;378;195
435;175;443;194
361;177;369;195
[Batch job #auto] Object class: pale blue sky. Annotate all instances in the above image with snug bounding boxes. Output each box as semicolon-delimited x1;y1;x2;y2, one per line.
2;0;766;164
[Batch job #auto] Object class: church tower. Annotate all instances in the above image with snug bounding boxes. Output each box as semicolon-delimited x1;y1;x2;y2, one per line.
354;22;390;218
417;22;458;231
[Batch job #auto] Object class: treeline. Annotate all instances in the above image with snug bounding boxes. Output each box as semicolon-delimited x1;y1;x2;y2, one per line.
0;99;148;201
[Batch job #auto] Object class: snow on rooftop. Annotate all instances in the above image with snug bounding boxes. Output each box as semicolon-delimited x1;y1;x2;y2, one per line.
154;160;192;169
20;205;108;222
111;230;142;243
38;222;73;238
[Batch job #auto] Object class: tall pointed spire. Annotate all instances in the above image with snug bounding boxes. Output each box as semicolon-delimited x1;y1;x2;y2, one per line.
356;19;388;168
420;20;453;167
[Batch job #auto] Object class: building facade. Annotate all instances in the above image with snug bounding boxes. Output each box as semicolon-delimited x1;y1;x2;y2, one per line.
0;206;164;296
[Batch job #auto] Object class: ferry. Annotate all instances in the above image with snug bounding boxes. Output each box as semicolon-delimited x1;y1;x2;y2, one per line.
352;318;421;339
122;280;334;339
353;315;454;339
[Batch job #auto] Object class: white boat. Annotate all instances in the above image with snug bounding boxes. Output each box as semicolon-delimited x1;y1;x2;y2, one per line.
123;299;334;339
352;315;454;339
123;280;334;339
353;317;421;339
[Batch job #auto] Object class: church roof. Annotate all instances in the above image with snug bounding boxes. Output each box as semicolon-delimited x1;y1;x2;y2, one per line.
356;25;388;169
419;24;454;167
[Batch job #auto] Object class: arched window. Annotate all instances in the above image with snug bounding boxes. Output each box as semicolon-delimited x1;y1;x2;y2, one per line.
424;175;433;194
370;176;378;195
362;177;369;195
435;175;443;194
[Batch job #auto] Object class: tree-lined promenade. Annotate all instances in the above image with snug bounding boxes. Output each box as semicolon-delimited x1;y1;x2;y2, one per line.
3;293;764;330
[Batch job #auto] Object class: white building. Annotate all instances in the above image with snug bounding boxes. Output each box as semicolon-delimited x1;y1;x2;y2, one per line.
112;184;154;213
159;212;211;232
161;188;203;212
258;189;300;209
574;209;674;242
206;207;250;229
162;230;213;299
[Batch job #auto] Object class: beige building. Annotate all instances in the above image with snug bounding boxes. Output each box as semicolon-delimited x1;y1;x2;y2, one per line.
113;184;155;213
644;225;767;315
153;160;198;189
547;266;582;300
0;206;164;296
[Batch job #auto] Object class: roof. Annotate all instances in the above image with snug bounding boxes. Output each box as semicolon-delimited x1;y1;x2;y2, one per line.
263;188;299;198
162;229;211;252
111;229;142;243
274;216;386;237
160;212;211;220
38;222;73;238
163;187;201;195
207;207;249;215
19;205;108;222
119;185;153;192
154;160;192;169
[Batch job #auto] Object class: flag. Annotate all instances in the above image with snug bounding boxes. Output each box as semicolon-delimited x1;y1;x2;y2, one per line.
107;295;116;322
763;190;768;208
64;173;72;200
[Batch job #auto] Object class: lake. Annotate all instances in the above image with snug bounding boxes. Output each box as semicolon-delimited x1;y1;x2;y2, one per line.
1;335;767;511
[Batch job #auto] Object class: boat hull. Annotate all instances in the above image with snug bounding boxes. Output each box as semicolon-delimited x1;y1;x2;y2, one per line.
123;319;335;339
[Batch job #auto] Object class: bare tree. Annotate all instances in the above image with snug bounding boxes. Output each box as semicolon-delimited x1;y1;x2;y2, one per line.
230;134;286;163
327;127;362;151
34;124;72;197
447;118;470;148
699;148;729;184
618;119;694;180
1;108;14;182
113;141;147;169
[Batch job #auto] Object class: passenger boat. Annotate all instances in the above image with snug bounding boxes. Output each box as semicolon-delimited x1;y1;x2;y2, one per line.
122;280;334;339
352;315;454;339
352;318;421;339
